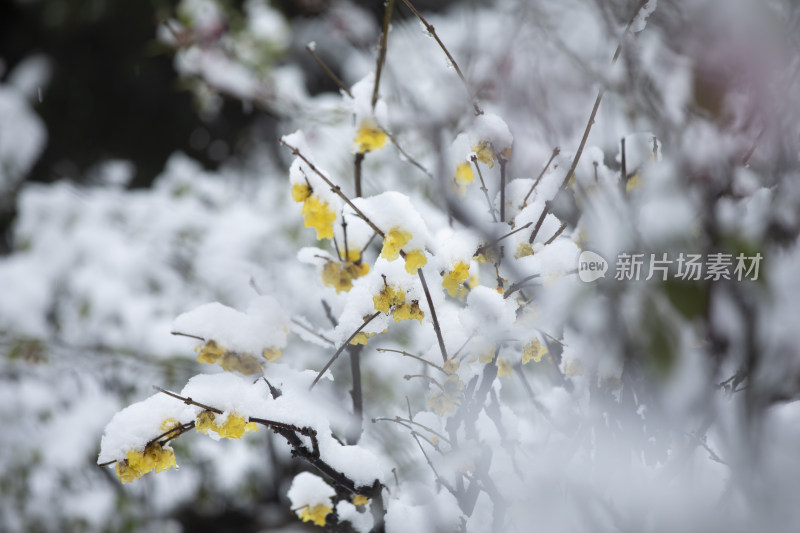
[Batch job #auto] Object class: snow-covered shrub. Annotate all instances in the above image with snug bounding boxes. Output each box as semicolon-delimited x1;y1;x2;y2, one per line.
3;0;800;531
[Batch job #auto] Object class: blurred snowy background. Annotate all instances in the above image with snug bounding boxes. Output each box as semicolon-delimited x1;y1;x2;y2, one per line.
2;0;800;532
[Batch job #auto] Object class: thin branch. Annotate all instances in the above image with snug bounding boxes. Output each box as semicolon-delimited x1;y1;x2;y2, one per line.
154;386;222;414
348;344;364;444
384;128;435;179
291;317;335;346
170;331;205;342
404;373;445;391
354;152;364;198
417;268;449;363
372;0;396;110
321;299;338;328
499;157;508;223
305;43;352;98
376;348;446;373
399;0;483;115
503;273;541;299
521;147;560;207
373;416;452;445
473;155;498;222
544;222;568;245
310;312;381;389
528;0;649;244
280;141;386;239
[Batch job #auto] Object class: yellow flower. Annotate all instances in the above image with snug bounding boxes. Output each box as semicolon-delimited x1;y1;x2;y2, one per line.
262;347;282;362
321;260;370;293
373;285;405;313
301;195;336;240
626;172;642;192
404;249;427;274
381;227;412;261
443;358;460;375
564;360;584;377
522;339;548;365
497;359;512;378
355;118;388;153
298;504;333;527
219;352;263;375
345;248;361;262
349;332;374;345
392;301;424;323
196;340;225;364
472;141;495;168
515;242;533;259
291;183;311;203
478;348;496;364
196;412;257;439
455;162;475;185
115;442;177;484
427;391;459;416
352;495;370;506
426;375;464;416
474;245;498;264
442;261;470;297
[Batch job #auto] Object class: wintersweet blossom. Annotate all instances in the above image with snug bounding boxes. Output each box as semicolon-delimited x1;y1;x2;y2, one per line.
515;242;534;259
349;331;374;345
403;249;427;274
427;375;464;416
392;301;424;323
442;261;470;297
522;339;548;364
195;339;278;374
472;141;496;168
298;504;333;527
354;117;388;153
373;285;406;314
321;260;370;293
115;442;177;484
291;183;311;203
195;411;258;439
301;195;337;240
497;359;512;378
352;495;370;506
455;162;475;185
381;227;412;260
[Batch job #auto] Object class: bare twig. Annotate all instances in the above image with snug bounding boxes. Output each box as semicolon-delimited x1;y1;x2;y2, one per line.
311;312;381;389
528;0;650;244
399;0;483;115
473;155;498;222
417;268;449;363
305;43;352;98
291;317;335;346
377;348;446;372
521;147;560;207
372;0;396;110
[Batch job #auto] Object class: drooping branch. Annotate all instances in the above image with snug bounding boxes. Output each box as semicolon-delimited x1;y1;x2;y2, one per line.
399;0;483;115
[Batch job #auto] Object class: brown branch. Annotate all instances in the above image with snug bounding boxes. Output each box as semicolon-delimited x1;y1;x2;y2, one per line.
417;268;449;363
399;0;482;115
376;348;446;373
280;140;386;239
305;43;352;98
473;155;498;222
311;312;381;389
528;0;649;244
372;0;396;110
521;147;560;207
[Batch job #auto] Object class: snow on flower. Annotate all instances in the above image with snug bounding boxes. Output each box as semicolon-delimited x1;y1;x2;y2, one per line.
172;295;289;369
288;472;335;527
